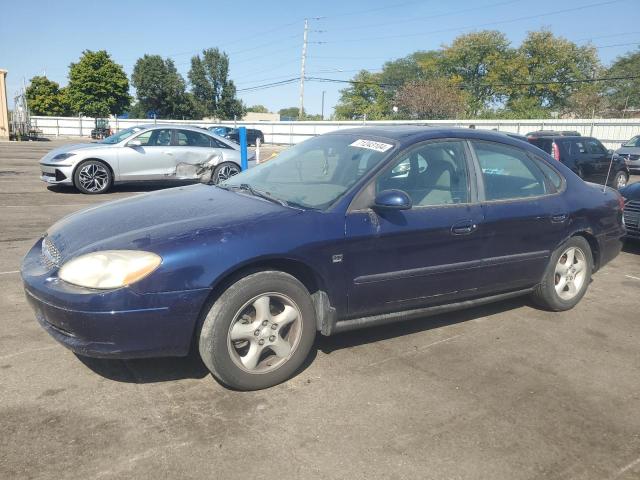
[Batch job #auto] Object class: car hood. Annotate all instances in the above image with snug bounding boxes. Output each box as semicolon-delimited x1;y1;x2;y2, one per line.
40;143;111;162
620;182;640;200
615;146;640;155
45;184;295;261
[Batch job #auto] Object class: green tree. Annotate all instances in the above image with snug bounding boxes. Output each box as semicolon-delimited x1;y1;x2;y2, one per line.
334;70;391;120
502;30;599;115
606;48;640;114
188;48;245;119
278;107;300;119
66;50;131;117
247;104;269;113
25;76;70;116
395;79;467;119
132;55;195;119
440;30;513;116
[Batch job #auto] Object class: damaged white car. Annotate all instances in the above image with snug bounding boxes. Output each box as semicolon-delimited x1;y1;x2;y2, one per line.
39;124;251;194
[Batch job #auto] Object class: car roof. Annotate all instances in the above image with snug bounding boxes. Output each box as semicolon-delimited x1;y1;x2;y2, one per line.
135;124;214;133
325;126;534;149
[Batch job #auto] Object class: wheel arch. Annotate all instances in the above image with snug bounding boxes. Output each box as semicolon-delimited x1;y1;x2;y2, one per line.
570;230;600;271
190;256;332;349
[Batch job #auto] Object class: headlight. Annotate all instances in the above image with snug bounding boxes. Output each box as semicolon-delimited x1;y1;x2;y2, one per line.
58;250;162;289
52;152;75;161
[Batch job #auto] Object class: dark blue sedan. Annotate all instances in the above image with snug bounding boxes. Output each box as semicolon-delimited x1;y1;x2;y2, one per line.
21;127;625;390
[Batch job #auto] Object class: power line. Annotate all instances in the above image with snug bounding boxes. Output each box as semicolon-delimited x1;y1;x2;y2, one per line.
320;0;624;44
325;0;525;33
305;74;640;90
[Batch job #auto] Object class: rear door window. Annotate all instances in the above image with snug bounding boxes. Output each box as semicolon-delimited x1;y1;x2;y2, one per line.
472;141;548;201
586;138;607;155
566;140;587;156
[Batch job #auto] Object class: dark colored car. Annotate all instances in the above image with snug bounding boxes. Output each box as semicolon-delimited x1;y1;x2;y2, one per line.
208;126;234;139
21;127;625;390
227;128;264;146
207;126;265;146
615;135;640;174
527;135;629;189
526;130;581;137
620;182;640;240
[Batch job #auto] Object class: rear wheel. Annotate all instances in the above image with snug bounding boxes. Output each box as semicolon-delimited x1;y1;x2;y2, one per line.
198;271;316;390
531;236;593;311
212;162;240;184
73;160;112;194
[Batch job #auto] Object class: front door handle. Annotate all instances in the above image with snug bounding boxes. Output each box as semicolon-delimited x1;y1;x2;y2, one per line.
451;220;478;235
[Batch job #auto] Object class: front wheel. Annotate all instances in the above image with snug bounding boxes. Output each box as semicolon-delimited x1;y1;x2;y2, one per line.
212;162;240;184
73;160;112;194
611;170;628;190
531;236;593;311
198;271;317;390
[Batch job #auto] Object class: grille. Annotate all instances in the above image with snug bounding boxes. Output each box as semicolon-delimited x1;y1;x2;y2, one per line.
41;236;62;269
624;200;640;232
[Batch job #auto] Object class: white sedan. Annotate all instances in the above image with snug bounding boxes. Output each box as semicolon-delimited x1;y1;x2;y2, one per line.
39;124;253;194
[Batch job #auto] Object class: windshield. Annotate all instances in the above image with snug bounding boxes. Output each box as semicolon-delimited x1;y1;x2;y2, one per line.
220;134;396;210
100;126;145;144
623;136;640;147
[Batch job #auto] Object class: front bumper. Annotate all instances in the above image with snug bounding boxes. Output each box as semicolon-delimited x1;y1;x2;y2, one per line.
40;163;74;185
21;239;212;358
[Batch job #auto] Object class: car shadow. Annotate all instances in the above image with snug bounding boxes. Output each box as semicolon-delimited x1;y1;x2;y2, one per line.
622;239;640;255
316;297;527;354
47;181;199;195
76;351;210;384
76;298;524;385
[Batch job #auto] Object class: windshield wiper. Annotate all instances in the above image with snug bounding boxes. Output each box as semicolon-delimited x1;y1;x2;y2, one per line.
236;183;288;207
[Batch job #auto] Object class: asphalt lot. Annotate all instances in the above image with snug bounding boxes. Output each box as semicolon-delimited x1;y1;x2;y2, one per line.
1;138;639;480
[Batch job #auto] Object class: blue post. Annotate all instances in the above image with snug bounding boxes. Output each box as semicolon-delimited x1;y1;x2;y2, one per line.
239;127;248;171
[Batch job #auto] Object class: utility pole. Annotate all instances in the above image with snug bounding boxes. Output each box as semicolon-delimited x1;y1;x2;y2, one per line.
299;18;308;120
321;90;325;120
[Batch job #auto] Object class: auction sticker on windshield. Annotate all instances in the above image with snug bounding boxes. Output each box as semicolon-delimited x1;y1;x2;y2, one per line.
349;139;394;152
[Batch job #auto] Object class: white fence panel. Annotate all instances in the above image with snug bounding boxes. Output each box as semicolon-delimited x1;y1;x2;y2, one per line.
30;116;640;150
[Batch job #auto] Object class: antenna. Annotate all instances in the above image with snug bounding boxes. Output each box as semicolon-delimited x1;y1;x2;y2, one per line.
602;149;616;193
298;18;308;120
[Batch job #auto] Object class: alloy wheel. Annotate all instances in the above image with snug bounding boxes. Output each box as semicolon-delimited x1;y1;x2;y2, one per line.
616;173;627;189
78;163;109;192
554;246;587;301
216;164;240;183
227;293;303;373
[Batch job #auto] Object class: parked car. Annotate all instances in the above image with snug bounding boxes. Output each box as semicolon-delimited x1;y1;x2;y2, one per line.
22;127;625;390
227;127;264;146
208;126;235;140
527;134;629;189
39;125;252;194
615;135;640;174
620;182;640;240
207;126;264;146
526;130;581;137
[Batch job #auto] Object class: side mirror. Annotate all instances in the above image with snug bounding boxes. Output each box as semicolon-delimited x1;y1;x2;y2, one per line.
608;149;614;155
128;139;142;147
373;189;412;211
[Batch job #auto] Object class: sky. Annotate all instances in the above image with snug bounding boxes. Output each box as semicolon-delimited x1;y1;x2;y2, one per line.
1;0;640;117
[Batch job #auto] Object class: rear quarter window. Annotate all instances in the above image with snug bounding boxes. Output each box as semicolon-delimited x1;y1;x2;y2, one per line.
528;138;552;154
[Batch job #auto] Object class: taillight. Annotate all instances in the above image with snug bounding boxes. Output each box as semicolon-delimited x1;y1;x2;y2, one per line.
552;142;561;161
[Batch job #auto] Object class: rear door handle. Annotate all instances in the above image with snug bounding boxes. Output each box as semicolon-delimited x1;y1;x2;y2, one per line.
451;220;478;235
551;213;568;223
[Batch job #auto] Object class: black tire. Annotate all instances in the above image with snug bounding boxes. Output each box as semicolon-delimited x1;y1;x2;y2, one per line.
212;162;241;184
198;271;317;390
611;170;628;190
531;236;593;311
73;160;112;194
